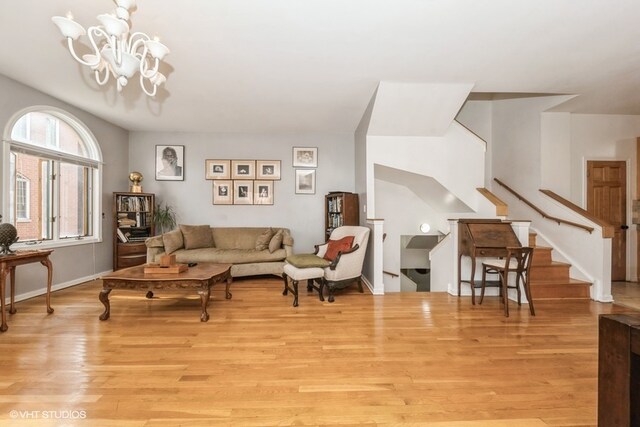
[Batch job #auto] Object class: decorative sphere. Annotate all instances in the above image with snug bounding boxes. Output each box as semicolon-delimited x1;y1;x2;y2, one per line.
129;171;143;184
0;223;18;249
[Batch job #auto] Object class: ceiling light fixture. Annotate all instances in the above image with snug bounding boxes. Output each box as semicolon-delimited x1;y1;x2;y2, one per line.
52;0;170;97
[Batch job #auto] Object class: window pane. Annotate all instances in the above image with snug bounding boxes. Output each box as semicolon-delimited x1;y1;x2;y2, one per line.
11;112;89;157
59;162;90;238
12;152;47;241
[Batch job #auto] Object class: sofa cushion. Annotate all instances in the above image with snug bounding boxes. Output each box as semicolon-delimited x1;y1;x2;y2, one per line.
180;224;214;250
323;235;355;261
162;229;184;254
255;228;274;251
173;247;287;264
268;229;284;253
286;254;331;268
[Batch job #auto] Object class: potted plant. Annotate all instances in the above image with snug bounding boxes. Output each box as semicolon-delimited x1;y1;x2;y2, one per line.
153;202;177;235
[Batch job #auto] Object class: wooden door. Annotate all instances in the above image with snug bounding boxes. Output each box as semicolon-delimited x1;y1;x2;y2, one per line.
587;161;627;281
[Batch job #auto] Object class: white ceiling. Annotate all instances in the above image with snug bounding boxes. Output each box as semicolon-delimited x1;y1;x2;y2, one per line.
1;0;639;133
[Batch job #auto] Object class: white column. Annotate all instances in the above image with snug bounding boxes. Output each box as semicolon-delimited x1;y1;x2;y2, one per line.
365;219;385;295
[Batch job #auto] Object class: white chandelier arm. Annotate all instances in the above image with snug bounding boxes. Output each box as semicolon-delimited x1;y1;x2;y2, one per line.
140;55;161;79
140;75;158;97
64;38;100;68
94;67;110;86
87;26;121;66
129;32;151;52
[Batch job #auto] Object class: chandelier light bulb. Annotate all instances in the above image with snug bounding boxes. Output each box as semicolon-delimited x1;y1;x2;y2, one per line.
52;0;169;97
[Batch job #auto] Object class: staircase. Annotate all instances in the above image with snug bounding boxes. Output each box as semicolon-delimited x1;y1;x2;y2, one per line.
529;233;591;299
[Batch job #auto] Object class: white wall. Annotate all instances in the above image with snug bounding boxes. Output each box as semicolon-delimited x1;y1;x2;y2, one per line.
456;100;492;187
0;74;129;297
128;132;355;252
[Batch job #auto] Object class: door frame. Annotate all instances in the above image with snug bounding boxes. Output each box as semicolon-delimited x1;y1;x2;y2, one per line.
584;157;631;281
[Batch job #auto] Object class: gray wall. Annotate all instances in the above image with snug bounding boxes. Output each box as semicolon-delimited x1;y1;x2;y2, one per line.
129;132;355;251
0;74;130;295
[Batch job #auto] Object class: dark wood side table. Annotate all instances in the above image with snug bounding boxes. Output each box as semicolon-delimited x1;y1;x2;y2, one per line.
0;249;54;332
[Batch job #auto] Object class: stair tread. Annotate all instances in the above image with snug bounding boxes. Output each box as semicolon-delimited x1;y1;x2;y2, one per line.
530;278;591;285
532;261;571;268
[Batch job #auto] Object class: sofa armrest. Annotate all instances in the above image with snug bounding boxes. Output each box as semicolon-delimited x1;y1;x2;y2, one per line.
145;235;165;263
146;235;164;248
314;243;328;258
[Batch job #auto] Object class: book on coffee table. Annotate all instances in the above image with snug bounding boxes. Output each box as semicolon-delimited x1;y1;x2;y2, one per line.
143;264;188;274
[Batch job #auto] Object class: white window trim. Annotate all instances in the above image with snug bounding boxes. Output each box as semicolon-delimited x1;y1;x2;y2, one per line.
16;174;30;221
2;106;104;249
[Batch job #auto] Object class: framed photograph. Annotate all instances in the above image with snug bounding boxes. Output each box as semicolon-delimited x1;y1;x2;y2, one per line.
254;180;274;205
292;147;318;168
231;160;256;179
155;145;184;181
233;180;254;205
256;160;281;180
295;169;316;194
205;160;230;180
212;180;233;204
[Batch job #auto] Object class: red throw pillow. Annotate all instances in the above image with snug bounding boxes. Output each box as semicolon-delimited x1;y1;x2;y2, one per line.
323;236;355;261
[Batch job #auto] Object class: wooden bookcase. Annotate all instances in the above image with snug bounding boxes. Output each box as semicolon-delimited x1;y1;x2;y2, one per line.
325;192;359;240
113;192;155;270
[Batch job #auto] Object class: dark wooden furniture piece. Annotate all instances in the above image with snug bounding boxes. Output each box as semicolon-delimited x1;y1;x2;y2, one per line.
0;249;54;332
325;192;359;240
113;192;155;270
458;219;521;304
480;246;535;317
598;314;640;427
99;263;232;322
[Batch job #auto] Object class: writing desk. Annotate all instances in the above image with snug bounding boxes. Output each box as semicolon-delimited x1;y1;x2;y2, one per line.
0;249;54;332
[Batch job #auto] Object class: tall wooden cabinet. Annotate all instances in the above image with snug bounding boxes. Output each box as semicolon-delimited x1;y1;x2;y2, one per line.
325;192;359;240
113;192;155;270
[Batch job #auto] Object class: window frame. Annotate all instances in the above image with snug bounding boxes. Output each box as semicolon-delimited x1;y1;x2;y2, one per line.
2;106;103;250
15;173;30;222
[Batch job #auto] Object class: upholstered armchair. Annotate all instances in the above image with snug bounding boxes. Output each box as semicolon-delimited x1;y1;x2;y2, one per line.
314;225;370;302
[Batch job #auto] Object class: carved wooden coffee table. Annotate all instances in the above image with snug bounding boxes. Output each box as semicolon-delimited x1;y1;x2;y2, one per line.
99;263;232;322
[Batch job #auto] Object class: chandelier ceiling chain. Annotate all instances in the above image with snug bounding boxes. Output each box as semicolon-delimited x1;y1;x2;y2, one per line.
52;0;170;97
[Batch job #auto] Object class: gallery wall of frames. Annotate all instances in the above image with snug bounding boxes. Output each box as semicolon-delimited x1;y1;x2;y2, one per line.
204;147;318;205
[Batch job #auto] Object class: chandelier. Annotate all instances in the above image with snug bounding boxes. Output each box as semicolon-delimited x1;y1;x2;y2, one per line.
52;0;170;97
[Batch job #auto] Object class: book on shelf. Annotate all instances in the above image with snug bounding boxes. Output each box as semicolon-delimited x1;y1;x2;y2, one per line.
116;228;128;243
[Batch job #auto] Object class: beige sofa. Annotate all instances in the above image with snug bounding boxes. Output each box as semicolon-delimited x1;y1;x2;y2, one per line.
146;226;294;278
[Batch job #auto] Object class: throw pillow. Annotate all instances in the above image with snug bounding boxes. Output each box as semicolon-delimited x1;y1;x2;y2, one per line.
323;235;355;261
180;224;214;250
255;228;274;251
162;229;184;254
286;254;331;268
268;229;284;253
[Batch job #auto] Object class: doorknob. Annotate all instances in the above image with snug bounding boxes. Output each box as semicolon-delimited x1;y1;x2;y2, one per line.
621;225;629;230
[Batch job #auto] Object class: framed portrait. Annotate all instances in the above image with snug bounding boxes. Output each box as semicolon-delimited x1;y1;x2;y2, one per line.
295;169;316;194
212;180;233;205
231;160;256;179
292;147;318;168
233;180;254;205
256;160;281;180
254;180;274;205
155;145;185;181
205;160;230;180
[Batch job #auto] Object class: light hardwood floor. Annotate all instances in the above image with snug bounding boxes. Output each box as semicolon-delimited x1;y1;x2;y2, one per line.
0;277;635;426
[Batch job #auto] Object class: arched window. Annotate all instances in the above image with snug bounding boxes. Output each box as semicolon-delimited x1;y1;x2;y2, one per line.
4;107;102;247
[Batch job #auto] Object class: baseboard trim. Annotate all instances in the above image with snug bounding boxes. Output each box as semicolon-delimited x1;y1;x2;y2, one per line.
4;270;112;305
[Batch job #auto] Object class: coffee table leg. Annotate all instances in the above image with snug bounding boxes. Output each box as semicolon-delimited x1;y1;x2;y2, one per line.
225;276;232;299
198;287;210;322
99;288;112;321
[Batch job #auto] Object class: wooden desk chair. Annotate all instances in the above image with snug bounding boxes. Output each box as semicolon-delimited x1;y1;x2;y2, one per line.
479;246;535;317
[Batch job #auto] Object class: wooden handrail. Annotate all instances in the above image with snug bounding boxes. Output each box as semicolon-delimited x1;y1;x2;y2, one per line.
476;188;508;216
493;178;595;234
539;189;614;238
